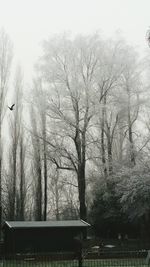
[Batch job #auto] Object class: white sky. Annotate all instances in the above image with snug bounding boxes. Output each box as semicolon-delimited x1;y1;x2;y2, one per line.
0;0;150;82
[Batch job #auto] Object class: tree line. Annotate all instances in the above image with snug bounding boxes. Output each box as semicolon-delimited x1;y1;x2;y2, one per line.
0;30;150;239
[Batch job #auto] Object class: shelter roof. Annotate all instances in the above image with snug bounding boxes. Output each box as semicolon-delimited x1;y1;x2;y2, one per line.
4;220;90;229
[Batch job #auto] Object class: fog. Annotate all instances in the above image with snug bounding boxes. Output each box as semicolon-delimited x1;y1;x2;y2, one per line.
0;0;149;237
0;0;149;82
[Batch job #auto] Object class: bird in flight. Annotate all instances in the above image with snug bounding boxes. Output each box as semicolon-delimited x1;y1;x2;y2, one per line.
8;104;15;111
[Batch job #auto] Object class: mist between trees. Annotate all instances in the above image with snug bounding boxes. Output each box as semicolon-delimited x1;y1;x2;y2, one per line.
0;29;150;239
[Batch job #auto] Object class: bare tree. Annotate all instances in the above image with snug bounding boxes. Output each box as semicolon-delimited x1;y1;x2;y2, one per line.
7;67;24;220
0;29;13;233
32;78;48;220
36;34;100;221
30;106;43;220
16;130;28;220
31;33;144;223
117;49;141;167
91;39;126;179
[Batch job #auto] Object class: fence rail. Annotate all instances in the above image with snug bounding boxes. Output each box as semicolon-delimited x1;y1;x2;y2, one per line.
0;249;149;267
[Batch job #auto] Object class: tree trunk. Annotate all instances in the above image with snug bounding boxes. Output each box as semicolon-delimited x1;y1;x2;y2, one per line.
31;108;43;221
55;170;60;220
19;136;25;220
101;98;107;178
78;166;86;221
43;143;47;221
11;144;17;220
35;153;42;221
127;90;136;166
0;154;2;240
107;131;113;175
75;127;87;221
43;120;47;221
128;122;135;166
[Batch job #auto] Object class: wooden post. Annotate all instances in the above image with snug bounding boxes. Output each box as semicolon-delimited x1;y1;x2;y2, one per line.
146;250;150;265
78;240;82;267
78;249;82;267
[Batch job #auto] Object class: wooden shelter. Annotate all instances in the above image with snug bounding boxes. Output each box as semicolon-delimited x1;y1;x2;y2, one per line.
3;220;90;254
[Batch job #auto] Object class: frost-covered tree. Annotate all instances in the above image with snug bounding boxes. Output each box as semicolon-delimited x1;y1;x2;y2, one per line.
36;34;101;220
0;30;13;233
116;164;150;237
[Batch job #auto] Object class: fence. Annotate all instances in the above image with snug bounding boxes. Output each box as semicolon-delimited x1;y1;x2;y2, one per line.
0;249;149;267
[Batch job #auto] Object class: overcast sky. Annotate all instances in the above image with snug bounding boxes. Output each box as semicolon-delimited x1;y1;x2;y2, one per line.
0;0;150;82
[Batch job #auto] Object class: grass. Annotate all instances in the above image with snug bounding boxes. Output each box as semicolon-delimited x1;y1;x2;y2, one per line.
1;258;148;267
